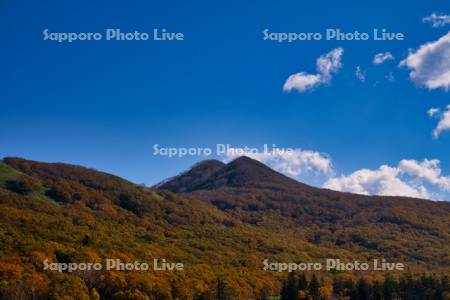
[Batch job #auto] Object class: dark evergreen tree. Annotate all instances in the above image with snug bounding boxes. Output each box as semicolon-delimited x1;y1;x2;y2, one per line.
309;274;320;300
298;272;308;291
217;278;227;300
280;279;289;300
398;274;416;300
383;276;396;300
357;278;370;300
350;284;359;300
285;272;299;300
371;281;383;300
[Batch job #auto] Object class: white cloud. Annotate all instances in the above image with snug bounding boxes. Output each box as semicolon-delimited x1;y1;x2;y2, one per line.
373;52;394;64
432;105;450;138
316;48;344;79
399;31;450;90
355;66;366;82
398;159;450;191
324;159;450;200
427;107;440;117
283;73;322;92
324;166;429;198
423;13;450;28
223;147;334;177
283;48;343;93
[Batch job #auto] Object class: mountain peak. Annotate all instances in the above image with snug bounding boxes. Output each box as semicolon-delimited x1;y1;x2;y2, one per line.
191;159;225;170
227;155;266;167
157;156;308;192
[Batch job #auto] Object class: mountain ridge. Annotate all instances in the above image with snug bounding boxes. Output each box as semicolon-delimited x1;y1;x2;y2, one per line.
1;156;449;298
158;156;323;195
156;156;440;203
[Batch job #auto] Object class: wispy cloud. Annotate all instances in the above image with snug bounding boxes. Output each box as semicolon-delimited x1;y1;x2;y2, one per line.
283;48;344;93
423;13;450;28
373;52;394;65
427;107;440;117
355;66;366;82
429;105;450;138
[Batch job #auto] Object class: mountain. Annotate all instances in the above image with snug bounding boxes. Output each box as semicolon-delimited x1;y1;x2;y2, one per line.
155;159;225;192
158;156;313;192
0;157;449;299
157;156;450;273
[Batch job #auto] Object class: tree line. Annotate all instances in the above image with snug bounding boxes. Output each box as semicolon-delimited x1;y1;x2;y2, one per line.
280;272;449;300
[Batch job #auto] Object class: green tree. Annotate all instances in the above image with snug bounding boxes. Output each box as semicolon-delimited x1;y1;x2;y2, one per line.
298;273;308;291
383;276;396;300
371;281;383;300
309;274;320;300
280;279;289;300
357;278;370;300
286;272;299;300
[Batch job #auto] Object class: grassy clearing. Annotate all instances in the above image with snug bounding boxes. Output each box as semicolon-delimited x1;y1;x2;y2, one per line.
0;162;18;187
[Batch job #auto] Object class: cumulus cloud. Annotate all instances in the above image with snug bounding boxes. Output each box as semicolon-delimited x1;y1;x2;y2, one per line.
223;147;334;177
399;31;450;90
423;13;450;28
283;48;343;93
431;105;450;138
324;166;430;199
355;66;366;82
398;159;450;190
324;159;450;200
373;52;394;64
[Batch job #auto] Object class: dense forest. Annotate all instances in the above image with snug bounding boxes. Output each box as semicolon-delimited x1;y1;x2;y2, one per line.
279;272;449;300
0;157;449;299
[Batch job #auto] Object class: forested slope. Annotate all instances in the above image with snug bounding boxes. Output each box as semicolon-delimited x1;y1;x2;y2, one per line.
0;157;449;299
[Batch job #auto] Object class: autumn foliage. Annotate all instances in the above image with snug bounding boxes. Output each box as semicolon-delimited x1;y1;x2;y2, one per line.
0;157;449;299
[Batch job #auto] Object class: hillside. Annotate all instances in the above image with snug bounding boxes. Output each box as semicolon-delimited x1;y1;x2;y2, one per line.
155;160;226;193
159;157;450;272
0;157;449;299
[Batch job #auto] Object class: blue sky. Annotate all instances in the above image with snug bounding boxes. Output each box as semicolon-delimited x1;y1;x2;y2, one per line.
1;0;450;199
